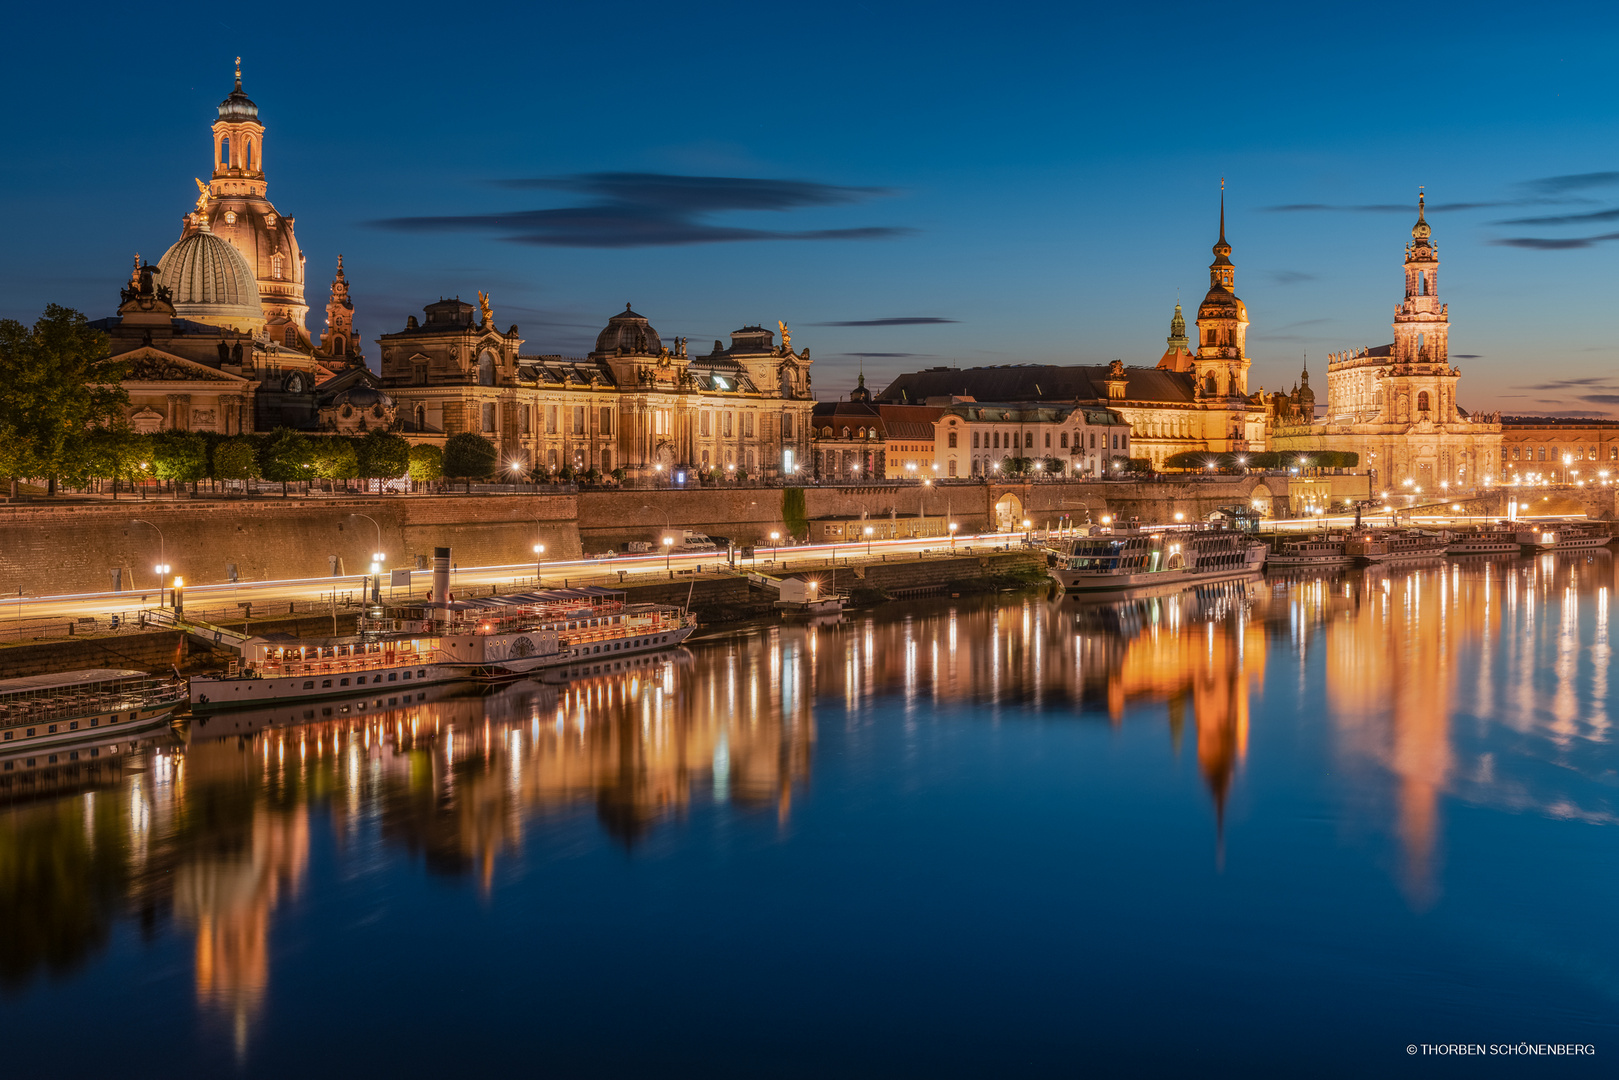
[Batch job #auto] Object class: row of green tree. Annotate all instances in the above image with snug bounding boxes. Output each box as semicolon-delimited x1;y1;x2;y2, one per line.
1161;450;1360;471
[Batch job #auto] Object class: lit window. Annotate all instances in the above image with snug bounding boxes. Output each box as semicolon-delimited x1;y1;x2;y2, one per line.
224;210;237;225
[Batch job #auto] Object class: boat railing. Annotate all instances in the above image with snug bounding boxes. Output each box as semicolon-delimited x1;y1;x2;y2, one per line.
241;650;436;680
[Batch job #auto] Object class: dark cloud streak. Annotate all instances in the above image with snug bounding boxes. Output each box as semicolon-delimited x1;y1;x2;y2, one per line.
810;317;959;326
373;172;912;248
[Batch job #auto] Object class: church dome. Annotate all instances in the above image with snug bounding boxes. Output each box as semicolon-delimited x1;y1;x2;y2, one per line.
332;384;390;409
1198;284;1243;320
156;227;265;328
218;74;259;124
594;304;663;355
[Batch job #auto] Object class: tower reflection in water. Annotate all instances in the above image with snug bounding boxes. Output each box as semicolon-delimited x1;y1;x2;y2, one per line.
0;553;1612;1058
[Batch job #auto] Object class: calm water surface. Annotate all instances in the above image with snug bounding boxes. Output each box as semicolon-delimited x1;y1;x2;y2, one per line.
3;555;1616;1076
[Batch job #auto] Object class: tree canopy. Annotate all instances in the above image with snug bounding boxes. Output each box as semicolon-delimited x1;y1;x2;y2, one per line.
407;443;443;484
357;431;411;481
0;305;128;493
443;433;497;488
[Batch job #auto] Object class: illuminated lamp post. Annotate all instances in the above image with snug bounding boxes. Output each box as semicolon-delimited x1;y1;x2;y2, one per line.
533;543;545;582
172;576;184;615
864;525;874;557
370;551;385;604
133;519;167;601
948;521;958;551
1021;517;1031;543
155;562;170;607
663;535;674;573
770;531;780;562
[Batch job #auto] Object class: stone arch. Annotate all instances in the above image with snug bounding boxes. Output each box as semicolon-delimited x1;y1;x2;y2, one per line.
477;349;497;387
1247;481;1277;519
993;492;1024;532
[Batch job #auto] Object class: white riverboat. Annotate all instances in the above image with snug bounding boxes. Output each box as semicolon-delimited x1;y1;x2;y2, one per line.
190;548;696;713
0;668;185;751
1344;529;1450;564
1446;528;1525;556
1517;521;1612;552
1268;534;1354;567
1047;527;1267;593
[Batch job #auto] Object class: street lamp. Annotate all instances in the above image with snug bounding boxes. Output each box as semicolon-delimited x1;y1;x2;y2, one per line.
370;550;385;604
133;519;167;598
533;543;545;581
864;525;874;556
172;576;184;615
1021;517;1031;542
770;530;780;561
948;521;958;551
663;535;674;572
1174;511;1185;522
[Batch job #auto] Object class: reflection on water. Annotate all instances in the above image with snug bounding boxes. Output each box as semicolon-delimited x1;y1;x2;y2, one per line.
1;552;1614;1070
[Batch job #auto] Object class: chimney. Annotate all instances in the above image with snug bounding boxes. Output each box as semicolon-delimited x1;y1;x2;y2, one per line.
430;546;451;626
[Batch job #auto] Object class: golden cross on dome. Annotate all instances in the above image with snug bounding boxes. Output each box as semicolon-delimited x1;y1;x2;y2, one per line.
235;56;241;80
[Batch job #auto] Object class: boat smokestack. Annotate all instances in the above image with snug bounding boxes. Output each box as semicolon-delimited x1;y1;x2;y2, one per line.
431;547;451;626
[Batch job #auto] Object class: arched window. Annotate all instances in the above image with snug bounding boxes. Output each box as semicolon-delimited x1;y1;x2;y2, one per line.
283;327;297;348
332;336;346;356
272;253;284;281
220;136;231;167
842;427;850;439
245;138;253;170
1418;271;1427;296
477;350;496;386
1417;391;1430;413
414;405;426;430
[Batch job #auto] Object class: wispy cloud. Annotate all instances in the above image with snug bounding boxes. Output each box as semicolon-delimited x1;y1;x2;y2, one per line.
810;317;958;327
372;172;913;248
1516;171;1619;195
1453;353;1483;359
1491;232;1619;250
1580;394;1619;405
1495;207;1619;227
1262;202;1499;214
1268;270;1316;285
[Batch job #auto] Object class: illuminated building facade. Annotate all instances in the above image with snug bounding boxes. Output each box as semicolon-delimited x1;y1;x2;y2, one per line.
1271;195;1502;490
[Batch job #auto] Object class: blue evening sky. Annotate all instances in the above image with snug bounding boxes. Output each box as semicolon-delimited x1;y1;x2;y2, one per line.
2;1;1615;414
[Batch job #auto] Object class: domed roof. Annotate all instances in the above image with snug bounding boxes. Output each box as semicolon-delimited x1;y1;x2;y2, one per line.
156;226;264;326
1198;284;1244;319
218;67;259;124
593;303;663;355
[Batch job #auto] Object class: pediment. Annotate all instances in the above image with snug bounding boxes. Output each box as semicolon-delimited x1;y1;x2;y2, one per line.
120;348;251;385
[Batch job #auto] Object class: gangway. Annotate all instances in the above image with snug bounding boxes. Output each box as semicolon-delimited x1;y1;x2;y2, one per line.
139;608;251;654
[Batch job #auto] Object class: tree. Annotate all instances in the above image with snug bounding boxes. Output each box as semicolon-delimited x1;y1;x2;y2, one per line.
1039;456;1065;476
443;432;497;492
83;427;152;499
150;431;207;496
407;443;442;490
1003;456;1032;476
259;428;313;496
611;467;627;484
310;437;359;493
0;305;128;495
357;431;411;491
213;437;260;492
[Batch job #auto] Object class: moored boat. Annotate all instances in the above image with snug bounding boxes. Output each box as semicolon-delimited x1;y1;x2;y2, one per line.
1047;526;1267;592
1446;528;1524;556
0;668;184;751
1345;529;1449;564
1268;533;1353;567
1516;520;1612;552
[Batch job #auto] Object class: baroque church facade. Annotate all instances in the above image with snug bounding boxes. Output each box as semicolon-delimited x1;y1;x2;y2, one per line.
876;195;1268;470
93;62;379;438
1267;195;1501;490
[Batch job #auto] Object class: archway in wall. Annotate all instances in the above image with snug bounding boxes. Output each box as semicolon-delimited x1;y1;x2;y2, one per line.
1248;482;1276;519
994;493;1023;532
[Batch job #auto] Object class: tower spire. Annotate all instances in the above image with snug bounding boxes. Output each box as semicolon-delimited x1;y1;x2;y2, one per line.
1219;177;1227;246
234;56;242;91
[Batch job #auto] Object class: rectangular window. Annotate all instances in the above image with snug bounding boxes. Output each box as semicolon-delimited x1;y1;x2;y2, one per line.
322;679;331;687
972;432;980;448
573;405;586;435
1044;432;1051;448
546;405;559;434
782;412;794;438
303;681;315;690
482;403;496;433
948;432;957;448
340;678;349;686
602;449;612;472
700;411;712;436
519;406;530;434
948;460;957;477
388;672;397;682
723;412;734;437
1090;433;1097;449
744;413;755;438
1060;432;1069;448
1025;432;1034;448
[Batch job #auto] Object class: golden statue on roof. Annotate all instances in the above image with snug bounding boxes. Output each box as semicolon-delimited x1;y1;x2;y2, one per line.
477;290;493;328
778;321;791;351
193;178;211;214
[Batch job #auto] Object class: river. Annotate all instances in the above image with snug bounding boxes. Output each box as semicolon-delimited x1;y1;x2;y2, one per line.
1;554;1614;1076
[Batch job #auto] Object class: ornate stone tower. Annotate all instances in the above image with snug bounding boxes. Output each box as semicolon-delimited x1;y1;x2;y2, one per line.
1393;192;1448;371
1193;189;1251;399
1157;300;1196;372
197;59;310;349
320;255;359;361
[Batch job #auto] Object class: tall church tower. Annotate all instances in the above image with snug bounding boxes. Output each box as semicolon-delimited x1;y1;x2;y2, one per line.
1393;192;1447;369
195;59;310;349
320;255;359;361
1193;188;1251;399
